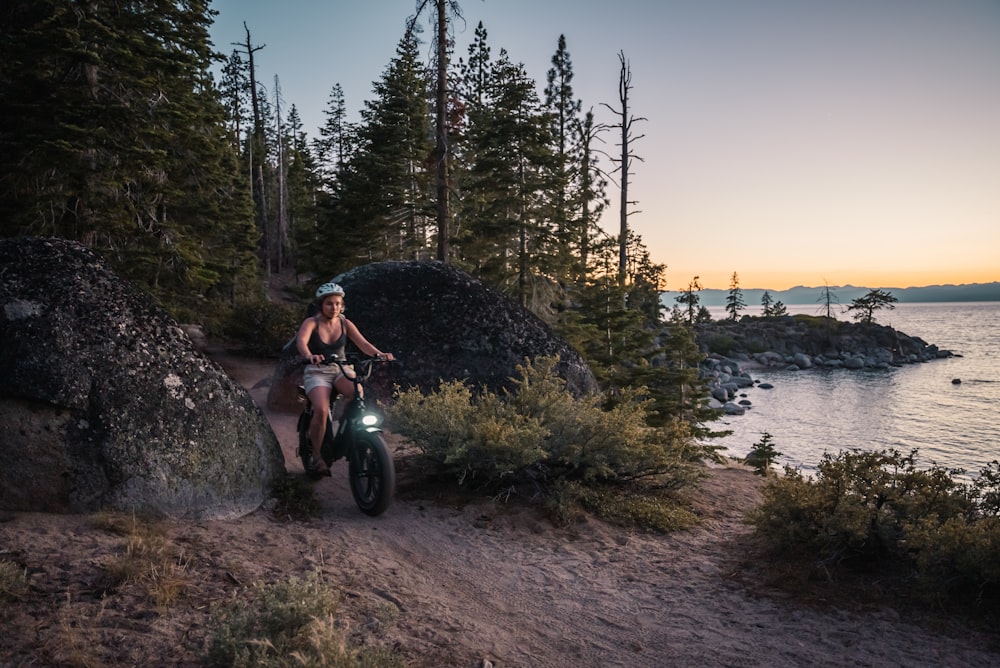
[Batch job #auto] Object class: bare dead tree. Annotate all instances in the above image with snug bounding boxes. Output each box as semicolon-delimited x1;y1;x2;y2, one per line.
235;24;270;272
600;51;646;290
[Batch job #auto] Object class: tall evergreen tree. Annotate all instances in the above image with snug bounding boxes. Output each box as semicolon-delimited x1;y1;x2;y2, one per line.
283;105;322;274
329;30;434;272
573;108;608;282
458;49;554;306
675;277;704;324
725;271;745;320
218;50;249;154
313;83;354;190
652;312;728;438
543;35;582;280
0;0;259;310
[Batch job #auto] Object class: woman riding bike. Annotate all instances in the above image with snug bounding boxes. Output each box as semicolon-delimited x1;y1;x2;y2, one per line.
294;282;393;475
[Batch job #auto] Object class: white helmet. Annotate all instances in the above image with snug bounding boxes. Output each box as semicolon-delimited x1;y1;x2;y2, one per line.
315;282;345;300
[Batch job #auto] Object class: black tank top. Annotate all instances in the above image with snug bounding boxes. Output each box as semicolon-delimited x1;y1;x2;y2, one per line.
307;315;347;358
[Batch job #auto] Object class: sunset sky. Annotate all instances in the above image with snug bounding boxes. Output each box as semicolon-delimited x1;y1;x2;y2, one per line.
208;0;1000;291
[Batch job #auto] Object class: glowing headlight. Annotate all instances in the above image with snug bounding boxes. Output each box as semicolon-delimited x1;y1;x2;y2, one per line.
361;414;380;427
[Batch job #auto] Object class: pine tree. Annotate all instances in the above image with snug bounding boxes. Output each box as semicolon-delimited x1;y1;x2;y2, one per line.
330;29;434;272
726;271;746;320
647;313;725;437
218;50;249;154
313;84;354;189
283;105;322;274
408;0;464;262
761;290;774;316
761;291;787;317
0;0;259;311
675;277;704;324
847;289;898;324
543;35;582;280
574;108;608;282
459;49;555;306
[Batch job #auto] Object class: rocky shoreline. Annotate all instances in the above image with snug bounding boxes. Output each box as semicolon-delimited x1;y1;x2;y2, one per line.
693;314;955;415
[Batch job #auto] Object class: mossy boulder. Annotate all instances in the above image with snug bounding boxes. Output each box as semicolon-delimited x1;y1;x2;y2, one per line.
0;237;284;519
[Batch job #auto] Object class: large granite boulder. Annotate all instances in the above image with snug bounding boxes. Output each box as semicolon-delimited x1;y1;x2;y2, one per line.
269;261;598;407
0;237;285;519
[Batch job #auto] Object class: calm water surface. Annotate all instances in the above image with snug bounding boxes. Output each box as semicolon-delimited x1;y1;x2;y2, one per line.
709;302;1000;476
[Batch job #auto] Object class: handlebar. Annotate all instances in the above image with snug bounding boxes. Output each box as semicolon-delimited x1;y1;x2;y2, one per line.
317;353;393;381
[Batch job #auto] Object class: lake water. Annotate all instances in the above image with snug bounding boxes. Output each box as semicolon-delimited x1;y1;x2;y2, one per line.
707;302;1000;477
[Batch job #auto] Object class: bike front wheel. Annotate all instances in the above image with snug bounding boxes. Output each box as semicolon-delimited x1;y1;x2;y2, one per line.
348;432;395;516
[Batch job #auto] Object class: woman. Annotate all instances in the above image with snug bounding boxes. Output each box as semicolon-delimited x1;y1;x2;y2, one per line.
295;281;393;475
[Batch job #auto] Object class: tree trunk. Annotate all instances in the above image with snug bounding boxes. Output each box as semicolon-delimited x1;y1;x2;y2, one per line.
617;55;629;291
434;0;450;262
243;23;269;273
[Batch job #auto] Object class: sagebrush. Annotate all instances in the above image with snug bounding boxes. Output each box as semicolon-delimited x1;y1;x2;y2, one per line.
388;356;707;512
749;449;1000;610
206;571;402;667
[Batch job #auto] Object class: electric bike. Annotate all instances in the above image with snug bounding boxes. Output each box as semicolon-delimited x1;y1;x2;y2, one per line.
297;353;395;516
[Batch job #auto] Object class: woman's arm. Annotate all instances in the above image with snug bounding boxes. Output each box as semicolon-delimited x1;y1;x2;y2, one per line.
344;319;393;359
295;317;318;362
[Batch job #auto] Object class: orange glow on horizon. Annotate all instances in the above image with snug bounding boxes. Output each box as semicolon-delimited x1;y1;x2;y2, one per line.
665;269;999;292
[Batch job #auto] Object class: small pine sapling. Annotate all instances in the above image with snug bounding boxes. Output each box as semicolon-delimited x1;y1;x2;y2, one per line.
745;431;783;476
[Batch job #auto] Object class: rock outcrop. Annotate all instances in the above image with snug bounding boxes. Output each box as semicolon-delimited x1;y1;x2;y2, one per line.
697;314;952;370
694;314;955;411
0;237;284;519
268;261;598;407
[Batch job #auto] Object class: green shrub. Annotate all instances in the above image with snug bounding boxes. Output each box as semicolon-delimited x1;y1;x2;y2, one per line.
0;560;28;603
206;571;402;668
749;448;1000;610
577;484;699;533
388;356;700;497
750;449;971;564
221;300;303;357
906;515;1000;600
793;314;841;332
704;334;736;356
971;460;1000;515
271;474;321;521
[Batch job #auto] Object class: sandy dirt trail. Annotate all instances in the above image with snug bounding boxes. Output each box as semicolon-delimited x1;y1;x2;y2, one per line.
219;352;1000;667
1;350;998;667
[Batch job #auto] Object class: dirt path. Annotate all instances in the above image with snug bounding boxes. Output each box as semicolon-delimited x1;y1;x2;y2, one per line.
213;351;1000;667
2;349;999;667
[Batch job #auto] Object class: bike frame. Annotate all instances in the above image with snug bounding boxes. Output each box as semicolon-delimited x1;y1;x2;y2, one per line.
298;354;385;467
297;352;395;515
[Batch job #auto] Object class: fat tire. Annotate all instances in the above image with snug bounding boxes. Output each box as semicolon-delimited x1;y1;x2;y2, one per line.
297;413;313;471
349;432;395;516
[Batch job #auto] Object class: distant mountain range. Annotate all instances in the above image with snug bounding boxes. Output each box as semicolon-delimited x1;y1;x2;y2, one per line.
661;282;1000;308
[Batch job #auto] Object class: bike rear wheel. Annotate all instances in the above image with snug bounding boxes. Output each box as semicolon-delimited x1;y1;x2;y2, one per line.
297;412;314;471
348;432;395;516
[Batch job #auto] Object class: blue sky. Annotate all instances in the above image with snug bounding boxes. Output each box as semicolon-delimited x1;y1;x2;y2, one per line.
208;0;1000;290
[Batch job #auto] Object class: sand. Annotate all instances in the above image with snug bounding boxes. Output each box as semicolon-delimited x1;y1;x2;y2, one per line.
2;350;998;667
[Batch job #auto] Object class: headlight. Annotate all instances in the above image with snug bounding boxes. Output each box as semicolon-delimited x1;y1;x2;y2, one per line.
361;413;380;427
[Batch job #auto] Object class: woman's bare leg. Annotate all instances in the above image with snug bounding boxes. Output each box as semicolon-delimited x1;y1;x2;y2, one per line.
308;385;332;469
332;373;356;421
